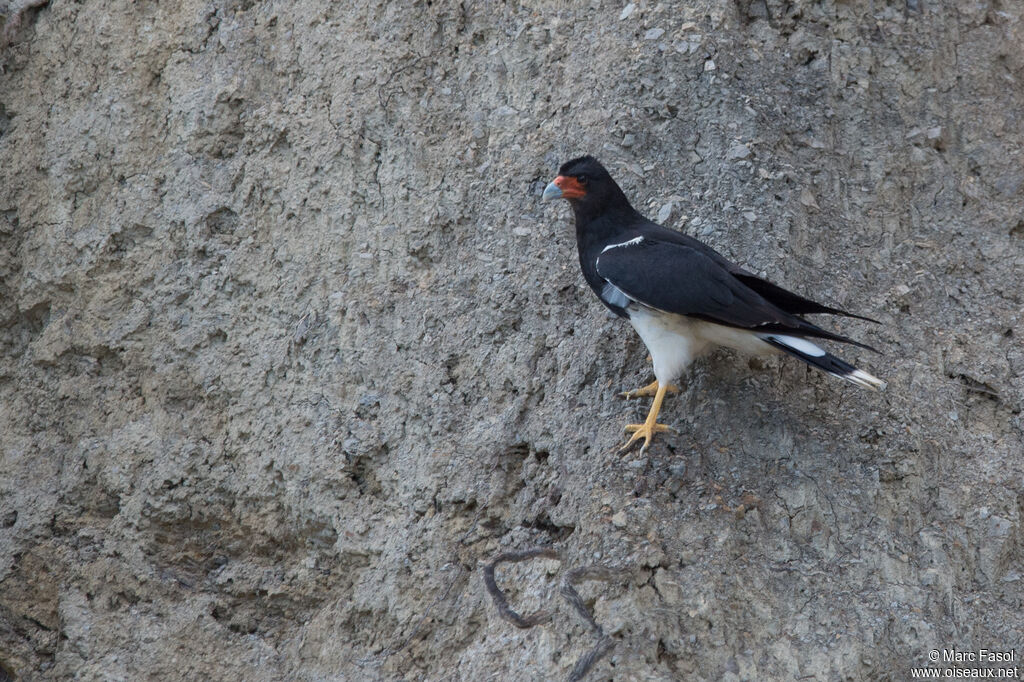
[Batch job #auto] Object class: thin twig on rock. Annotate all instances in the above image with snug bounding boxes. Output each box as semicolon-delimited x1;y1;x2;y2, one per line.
560;565;620;635
482;547;560;629
560;565;624;680
567;635;616;682
484;551;627;681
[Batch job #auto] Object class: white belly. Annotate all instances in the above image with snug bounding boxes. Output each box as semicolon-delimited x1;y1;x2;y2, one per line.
627;308;777;384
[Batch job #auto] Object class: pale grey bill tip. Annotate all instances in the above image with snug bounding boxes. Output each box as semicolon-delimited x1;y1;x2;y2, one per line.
542;182;562;201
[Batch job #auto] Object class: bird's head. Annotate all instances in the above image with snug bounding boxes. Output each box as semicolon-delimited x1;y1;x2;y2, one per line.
542;156;630;216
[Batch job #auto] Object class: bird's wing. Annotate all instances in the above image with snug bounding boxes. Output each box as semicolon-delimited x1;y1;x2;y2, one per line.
596;236;787;327
633;220;879;322
595;237;877;350
729;271;880;323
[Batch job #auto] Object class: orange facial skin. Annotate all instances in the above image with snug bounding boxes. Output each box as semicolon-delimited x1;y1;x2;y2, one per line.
552;175;587;200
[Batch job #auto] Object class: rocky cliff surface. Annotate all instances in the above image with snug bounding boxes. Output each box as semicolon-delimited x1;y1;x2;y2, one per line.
1;0;1022;679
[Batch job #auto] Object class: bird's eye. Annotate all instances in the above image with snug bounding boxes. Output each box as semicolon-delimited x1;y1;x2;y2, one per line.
577;175;588;185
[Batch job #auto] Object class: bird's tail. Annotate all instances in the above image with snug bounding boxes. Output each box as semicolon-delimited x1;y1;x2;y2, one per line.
760;334;886;391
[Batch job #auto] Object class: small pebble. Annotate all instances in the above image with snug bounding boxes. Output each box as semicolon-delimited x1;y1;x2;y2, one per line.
727;142;751;160
799;187;819;209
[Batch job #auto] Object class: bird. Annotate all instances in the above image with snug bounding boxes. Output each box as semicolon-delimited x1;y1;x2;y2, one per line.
542;155;885;453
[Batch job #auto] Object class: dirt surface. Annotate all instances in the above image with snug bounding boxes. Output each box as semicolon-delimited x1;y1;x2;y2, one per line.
1;0;1022;679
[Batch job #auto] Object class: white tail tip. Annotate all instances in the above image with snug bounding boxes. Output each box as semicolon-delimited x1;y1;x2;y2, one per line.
845;368;886;391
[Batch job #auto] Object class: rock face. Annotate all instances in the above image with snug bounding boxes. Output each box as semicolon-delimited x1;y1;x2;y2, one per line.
1;1;1022;679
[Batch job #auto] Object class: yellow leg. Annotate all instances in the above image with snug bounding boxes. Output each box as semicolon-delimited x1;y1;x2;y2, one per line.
621;382;673;453
619;380;679;399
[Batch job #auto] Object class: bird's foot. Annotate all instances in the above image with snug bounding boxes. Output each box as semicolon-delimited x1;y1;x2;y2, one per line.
621;421;675;453
618;381;679;400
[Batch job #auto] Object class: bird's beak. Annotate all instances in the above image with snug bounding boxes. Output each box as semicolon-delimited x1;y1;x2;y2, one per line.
542;181;563;201
542;175;585;201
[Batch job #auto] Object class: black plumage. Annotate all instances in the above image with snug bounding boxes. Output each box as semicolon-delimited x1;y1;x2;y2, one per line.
543;155;885;452
595;236;877;351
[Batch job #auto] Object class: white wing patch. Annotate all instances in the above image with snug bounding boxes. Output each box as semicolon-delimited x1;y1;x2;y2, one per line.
599;236;644;254
600;280;633;309
760;334;827;357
